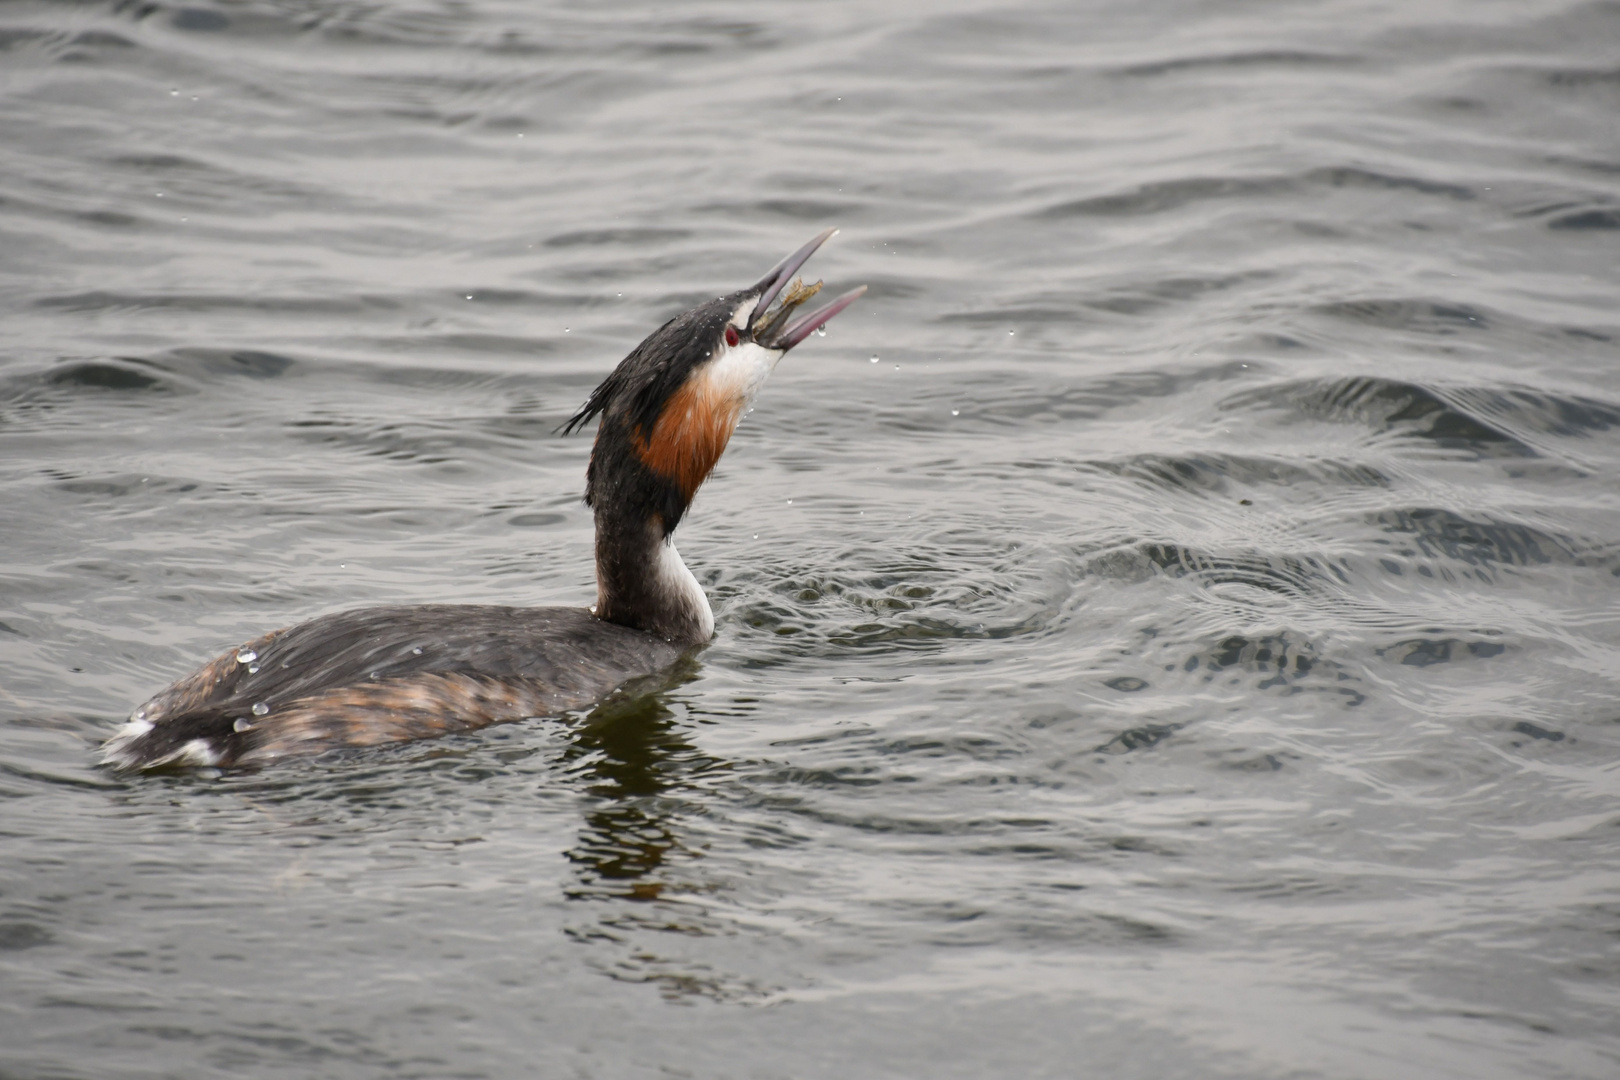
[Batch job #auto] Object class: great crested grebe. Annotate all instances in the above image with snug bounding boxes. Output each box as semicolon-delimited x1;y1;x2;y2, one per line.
101;229;865;771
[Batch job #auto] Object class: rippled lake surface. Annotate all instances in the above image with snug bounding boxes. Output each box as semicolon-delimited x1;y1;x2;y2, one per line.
3;1;1619;1076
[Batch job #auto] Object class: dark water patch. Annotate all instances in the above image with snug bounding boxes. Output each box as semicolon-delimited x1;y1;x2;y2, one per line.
1119;628;1359;701
1542;64;1620;91
0;27;61;53
102;152;318;204
1443;384;1620;440
106;153;203;171
479;31;566;58
1035;164;1471;223
1549;208;1620;230
454;288;554;307
161;348;296;381
508;512;565;528
696;196;867;222
821;606;1052;652
381;333;556;356
54;28;142;63
940;283;1249;327
71;28;138;49
1370;507;1589;569
36;292;396;317
0;188;153;232
1116;49;1355;78
1224;377;1535;456
1512;721;1565;742
1381;638;1507;667
0;757;121;793
1082;273;1266;316
1091;452;1389;498
1303;165;1476;201
284;417;492;468
726;563;1061;662
937;303;1089;327
1221;752;1285;772
1174;634;1328;697
545;227;691;248
1200;634;1317;677
1306;297;1494;336
43;359;169;393
0;359;191;426
1096;723;1179;755
88;149;333;212
45;472;202;502
1093;541;1348;601
0;358;178;407
171;7;230;33
953;363;1250;425
75;208;143;227
0;922;53;950
1036;175;1292;219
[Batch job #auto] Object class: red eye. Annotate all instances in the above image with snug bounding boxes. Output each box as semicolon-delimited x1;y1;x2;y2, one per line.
724;326;740;347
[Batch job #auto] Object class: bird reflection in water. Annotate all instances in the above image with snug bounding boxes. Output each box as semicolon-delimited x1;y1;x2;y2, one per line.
559;672;719;904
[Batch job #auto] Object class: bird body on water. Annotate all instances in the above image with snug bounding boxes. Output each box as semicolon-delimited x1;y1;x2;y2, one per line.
101;231;865;771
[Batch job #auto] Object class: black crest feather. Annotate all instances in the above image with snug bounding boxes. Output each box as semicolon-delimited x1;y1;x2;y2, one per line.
559;291;745;439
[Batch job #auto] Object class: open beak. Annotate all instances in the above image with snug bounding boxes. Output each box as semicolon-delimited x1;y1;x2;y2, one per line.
748;228;867;351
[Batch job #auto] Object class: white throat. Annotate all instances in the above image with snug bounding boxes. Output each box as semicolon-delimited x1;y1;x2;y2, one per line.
654;537;714;640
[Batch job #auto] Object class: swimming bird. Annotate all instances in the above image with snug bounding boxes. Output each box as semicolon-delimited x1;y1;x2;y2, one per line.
101;230;865;771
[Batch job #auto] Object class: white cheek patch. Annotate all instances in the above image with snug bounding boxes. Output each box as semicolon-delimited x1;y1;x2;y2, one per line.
704;340;781;422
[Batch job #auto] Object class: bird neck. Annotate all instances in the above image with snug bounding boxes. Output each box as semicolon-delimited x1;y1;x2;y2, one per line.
592;504;714;645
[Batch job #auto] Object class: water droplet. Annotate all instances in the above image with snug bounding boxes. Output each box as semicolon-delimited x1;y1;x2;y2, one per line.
753;533;758;539
1008;330;1015;336
247;663;259;674
233;718;252;733
235;648;257;664
815;326;826;337
465;294;473;300
564;327;570;333
169;88;179;96
413;647;423;655
786;499;793;504
134;708;147;721
251;702;269;717
869;354;881;364
951;409;960;416
894;365;900;370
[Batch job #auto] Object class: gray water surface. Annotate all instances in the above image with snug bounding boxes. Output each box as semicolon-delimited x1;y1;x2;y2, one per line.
3;1;1619;1077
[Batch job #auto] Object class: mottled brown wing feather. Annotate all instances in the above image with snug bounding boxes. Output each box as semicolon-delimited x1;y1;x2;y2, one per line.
111;605;686;769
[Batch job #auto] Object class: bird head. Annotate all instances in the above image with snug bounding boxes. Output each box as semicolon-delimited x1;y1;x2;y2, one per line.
564;228;865;534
